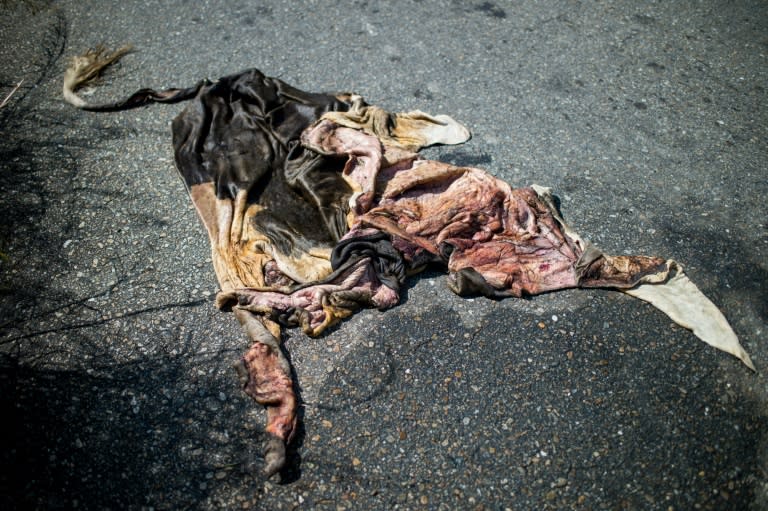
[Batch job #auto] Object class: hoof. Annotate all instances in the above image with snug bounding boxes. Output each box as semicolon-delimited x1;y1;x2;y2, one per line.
233;358;250;388
263;434;286;478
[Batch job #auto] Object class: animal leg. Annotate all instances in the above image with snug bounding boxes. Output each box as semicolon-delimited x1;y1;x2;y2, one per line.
233;308;297;478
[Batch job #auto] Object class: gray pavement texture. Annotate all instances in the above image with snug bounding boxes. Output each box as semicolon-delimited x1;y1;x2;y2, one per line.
1;0;766;509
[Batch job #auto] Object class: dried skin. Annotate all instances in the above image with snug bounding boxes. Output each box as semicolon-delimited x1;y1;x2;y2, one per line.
579;254;670;289
62;54;755;479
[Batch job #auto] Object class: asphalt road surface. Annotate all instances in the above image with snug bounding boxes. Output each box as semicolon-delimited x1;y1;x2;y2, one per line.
1;1;766;510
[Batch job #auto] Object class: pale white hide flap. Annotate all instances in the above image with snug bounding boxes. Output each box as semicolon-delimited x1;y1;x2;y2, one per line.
624;263;755;371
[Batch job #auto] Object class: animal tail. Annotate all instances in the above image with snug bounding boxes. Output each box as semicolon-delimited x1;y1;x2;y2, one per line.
62;44;206;111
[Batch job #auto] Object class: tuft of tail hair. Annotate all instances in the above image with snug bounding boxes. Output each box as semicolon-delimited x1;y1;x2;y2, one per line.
62;44;133;108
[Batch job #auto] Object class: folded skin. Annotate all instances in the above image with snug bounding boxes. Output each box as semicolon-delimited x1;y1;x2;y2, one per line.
167;73;470;477
62;51;754;480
